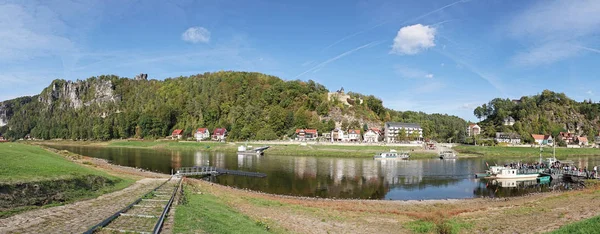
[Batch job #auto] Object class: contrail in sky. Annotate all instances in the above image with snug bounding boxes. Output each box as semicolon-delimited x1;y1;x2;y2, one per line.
322;0;472;51
576;45;600;54
295;41;384;79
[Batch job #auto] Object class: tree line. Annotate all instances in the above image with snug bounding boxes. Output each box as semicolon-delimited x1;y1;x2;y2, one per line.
0;71;467;142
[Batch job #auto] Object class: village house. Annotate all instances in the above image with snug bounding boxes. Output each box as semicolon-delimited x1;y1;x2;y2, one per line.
171;129;184;140
194;128;210;141
495;132;521;145
347;129;361;142
384;122;423;143
363;128;381;143
558;132;576;145
576;136;589;146
331;128;346;142
212;128;227;141
503;116;515;126
595;133;600;147
466;123;481;137
531;134;553;145
0;136;6;142
295;129;318;141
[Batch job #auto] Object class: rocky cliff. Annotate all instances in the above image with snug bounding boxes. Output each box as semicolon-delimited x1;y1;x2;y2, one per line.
38;78;119;110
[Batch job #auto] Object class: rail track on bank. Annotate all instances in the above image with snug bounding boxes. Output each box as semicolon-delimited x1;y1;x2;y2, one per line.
84;176;183;234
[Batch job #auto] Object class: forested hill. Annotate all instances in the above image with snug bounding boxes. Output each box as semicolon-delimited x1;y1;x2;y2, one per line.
473;90;600;144
0;71;466;142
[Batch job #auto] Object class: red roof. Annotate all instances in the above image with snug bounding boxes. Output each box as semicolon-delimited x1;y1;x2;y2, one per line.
196;128;208;133
369;128;381;133
469;123;479;127
531;134;551;140
295;129;318;134
172;129;183;135
213;128;227;135
578;137;588;142
348;129;361;134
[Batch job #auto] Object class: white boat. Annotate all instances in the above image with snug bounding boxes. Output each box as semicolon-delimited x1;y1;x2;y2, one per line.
486;168;539;179
439;150;458;159
237;145;270;155
374;150;409;160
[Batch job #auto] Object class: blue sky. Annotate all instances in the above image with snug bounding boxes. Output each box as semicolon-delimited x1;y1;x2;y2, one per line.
1;0;600;121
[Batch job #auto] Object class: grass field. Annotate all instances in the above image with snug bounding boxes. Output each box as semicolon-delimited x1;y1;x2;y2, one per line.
550;215;600;234
454;145;600;158
174;183;272;234
0;143;134;217
0;143;131;183
39;140;439;158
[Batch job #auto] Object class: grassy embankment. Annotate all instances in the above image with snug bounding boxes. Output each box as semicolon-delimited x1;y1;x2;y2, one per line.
38;140;438;158
173;178;600;233
551;215;600;234
108;140;438;158
455;145;600;158
0;143;134;217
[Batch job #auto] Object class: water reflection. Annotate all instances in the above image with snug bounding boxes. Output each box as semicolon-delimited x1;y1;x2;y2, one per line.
45;145;599;200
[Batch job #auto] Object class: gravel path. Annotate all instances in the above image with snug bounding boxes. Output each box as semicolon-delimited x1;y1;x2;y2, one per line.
0;178;167;234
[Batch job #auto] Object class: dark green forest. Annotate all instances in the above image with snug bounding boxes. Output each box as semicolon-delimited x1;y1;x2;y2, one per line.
472;90;600;144
0;71;467;142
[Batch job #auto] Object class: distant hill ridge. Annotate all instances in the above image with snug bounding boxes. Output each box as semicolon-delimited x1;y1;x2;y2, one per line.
0;71;466;141
472;90;600;144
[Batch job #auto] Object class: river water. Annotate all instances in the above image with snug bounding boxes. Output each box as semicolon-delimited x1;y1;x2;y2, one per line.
47;145;600;200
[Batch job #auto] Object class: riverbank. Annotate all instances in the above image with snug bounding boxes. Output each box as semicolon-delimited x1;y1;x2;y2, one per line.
175;178;600;233
3;143;600;233
0;143;138;218
34;140;439;158
455;145;600;158
0;143;170;233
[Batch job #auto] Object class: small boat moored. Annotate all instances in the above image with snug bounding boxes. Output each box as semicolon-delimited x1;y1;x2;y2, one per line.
237;145;270;155
374;149;410;160
439;150;458;159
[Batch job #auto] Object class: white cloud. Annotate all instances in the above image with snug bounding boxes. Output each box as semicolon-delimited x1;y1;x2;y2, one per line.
587;90;594;95
394;65;433;79
182;27;211;43
508;0;600;66
390;24;436;55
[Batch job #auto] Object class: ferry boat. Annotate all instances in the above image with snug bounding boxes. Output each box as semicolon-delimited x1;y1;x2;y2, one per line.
485;168;539;180
373;150;410;160
439;150;458;159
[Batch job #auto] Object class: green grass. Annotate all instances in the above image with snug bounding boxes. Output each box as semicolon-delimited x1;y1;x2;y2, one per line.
46;140;439;158
405;219;472;234
454;145;600;158
0;143;134;217
0;143;127;183
174;185;271;234
550;215;600;234
405;220;436;233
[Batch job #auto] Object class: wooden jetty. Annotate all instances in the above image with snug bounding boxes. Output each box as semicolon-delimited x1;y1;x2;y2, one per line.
175;166;267;178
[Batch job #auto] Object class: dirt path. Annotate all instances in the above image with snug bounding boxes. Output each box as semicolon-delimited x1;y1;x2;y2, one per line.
0;178;167;234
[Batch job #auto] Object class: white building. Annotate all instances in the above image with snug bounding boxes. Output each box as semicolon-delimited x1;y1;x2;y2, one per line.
467;124;481;137
384;122;423;143
331;128;346;142
194;128;210;141
495;132;521;144
347;129;361;142
363;128;381;143
503;116;515;126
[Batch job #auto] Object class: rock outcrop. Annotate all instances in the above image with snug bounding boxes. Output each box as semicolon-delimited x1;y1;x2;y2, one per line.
38;79;119;110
